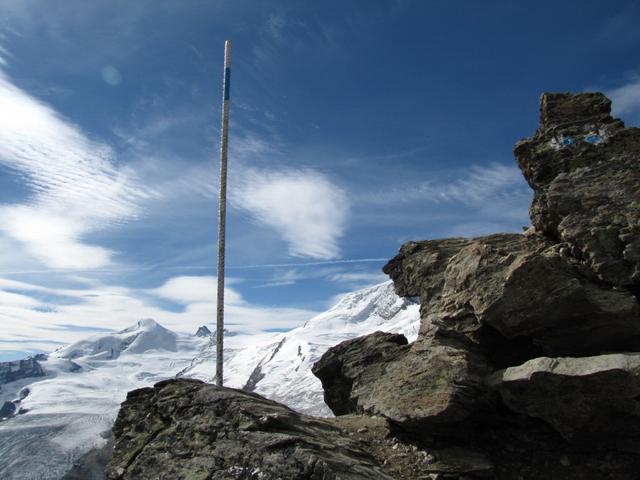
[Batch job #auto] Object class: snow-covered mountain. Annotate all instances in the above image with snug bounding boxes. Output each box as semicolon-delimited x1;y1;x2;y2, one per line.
0;281;419;479
254;281;418;415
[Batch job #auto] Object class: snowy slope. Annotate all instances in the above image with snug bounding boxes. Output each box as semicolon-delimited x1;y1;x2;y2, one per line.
181;281;420;416
243;281;419;415
0;281;419;479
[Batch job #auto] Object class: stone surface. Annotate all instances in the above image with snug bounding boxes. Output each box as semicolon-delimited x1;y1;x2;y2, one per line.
383;238;473;303
106;378;392;480
514;92;640;288
384;233;640;357
313;328;494;434
329;415;494;480
311;332;409;416
490;353;640;441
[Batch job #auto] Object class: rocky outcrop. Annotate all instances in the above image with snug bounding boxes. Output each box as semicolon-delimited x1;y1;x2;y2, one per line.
313;92;640;478
0;355;45;387
383;232;640;357
106;378;392;480
514;92;640;288
0;356;45;420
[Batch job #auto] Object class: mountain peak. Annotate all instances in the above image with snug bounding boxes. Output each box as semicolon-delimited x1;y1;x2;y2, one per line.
58;318;177;361
195;326;212;337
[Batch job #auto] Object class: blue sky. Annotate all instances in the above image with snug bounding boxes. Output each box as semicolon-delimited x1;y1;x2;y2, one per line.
1;0;639;361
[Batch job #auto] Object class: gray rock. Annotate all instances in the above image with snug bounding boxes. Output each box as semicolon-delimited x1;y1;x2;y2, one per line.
0;401;16;418
383;237;474;306
313;329;494;435
312;332;410;416
490;353;640;441
106;378;392;480
385;232;640;357
514;92;640;288
436;234;640;356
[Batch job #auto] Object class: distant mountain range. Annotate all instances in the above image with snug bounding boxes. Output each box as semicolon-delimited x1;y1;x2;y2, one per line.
0;281;419;480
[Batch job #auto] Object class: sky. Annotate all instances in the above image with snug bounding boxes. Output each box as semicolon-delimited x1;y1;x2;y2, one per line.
1;0;640;361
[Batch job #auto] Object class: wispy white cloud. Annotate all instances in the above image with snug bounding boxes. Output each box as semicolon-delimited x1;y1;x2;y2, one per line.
360;162;528;208
151;275;243;305
0;206;113;269
350;161;532;237
0;67;151;269
232;169;348;260
0;44;9;66
266;14;287;42
328;271;387;285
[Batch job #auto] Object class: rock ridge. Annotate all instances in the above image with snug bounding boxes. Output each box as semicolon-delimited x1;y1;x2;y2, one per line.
313;92;640;479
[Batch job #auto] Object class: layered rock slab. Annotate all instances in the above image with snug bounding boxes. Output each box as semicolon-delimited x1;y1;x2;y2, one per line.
490;353;640;441
106;378;392;480
385;233;640;357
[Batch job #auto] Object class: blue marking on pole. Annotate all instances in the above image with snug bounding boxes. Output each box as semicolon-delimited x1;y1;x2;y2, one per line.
562;136;574;146
224;68;231;100
584;134;600;144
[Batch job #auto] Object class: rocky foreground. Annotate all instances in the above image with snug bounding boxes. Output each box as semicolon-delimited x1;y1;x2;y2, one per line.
104;93;640;479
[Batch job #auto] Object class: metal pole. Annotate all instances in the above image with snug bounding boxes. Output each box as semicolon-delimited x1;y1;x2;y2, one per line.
216;40;231;386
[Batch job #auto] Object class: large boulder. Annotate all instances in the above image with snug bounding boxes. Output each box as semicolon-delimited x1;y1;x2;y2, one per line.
106;378;392;480
490;353;640;441
514;92;640;288
313;328;495;434
311;331;409;416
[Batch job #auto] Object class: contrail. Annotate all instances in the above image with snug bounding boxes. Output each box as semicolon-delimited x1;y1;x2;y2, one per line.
226;258;389;269
0;258;389;275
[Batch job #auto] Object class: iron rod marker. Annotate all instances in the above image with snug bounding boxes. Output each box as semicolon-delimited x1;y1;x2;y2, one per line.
216;40;231;386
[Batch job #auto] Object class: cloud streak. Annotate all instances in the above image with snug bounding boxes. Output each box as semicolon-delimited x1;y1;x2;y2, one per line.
0;67;150;269
359;162;529;208
0;275;319;355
